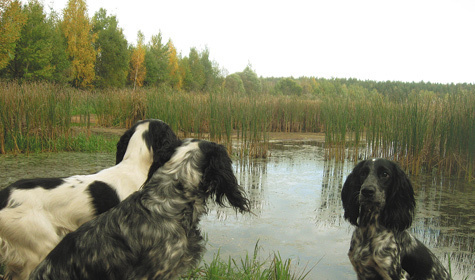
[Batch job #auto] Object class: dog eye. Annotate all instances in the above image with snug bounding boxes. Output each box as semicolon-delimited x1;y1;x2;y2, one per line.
381;172;390;178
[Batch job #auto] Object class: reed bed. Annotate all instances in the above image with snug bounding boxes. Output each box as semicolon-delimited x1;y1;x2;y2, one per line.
145;89;272;158
0;81;72;153
1;81;473;180
321;91;475;180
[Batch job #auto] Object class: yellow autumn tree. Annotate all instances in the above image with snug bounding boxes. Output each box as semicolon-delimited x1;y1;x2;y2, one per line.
0;0;26;70
129;31;146;89
62;0;96;88
167;40;182;90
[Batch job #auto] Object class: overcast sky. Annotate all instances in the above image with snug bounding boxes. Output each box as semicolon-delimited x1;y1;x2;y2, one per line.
45;0;475;84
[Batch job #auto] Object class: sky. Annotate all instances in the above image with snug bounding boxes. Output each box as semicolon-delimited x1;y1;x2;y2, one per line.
44;0;475;84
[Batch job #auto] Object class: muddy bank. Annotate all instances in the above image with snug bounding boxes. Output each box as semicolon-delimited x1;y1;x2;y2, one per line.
72;125;326;142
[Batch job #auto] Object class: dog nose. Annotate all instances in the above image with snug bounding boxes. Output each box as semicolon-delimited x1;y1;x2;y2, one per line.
361;187;375;198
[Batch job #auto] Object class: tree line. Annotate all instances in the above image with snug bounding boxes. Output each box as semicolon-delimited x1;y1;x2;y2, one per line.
1;0;474;98
0;0;226;90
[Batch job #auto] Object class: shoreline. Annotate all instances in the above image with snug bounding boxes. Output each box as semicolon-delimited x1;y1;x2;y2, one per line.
75;126;327;142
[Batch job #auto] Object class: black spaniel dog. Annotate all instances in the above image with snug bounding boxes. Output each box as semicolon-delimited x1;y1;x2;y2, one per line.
341;158;451;280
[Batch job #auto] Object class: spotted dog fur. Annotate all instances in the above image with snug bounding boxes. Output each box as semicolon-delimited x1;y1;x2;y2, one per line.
29;139;250;280
341;158;451;280
0;120;180;280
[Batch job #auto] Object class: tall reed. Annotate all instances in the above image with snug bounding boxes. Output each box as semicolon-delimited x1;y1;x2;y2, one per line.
1;81;473;180
321;91;475;180
144;88;272;158
0;81;72;153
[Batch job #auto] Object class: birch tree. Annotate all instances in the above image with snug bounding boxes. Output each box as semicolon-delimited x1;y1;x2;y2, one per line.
62;0;96;88
129;31;146;89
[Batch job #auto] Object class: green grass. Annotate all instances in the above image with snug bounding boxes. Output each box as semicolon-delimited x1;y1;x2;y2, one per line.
447;254;470;280
0;243;315;279
2;251;470;279
182;242;316;280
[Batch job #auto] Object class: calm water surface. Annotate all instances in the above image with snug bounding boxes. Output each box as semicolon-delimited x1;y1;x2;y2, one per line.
0;142;473;279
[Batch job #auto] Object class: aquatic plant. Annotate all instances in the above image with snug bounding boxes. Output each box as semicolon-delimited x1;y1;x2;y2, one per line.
0;81;72;153
1;80;473;180
320;91;475;180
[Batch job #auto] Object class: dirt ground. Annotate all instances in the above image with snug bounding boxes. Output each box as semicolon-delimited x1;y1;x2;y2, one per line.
81;127;326;143
70;115;327;142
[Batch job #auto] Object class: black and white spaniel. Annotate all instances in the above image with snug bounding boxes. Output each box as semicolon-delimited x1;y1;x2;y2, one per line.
29;139;250;280
341;158;451;280
0;119;181;280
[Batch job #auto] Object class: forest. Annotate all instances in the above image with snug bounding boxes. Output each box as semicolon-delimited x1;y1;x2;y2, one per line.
1;0;474;94
1;0;474;180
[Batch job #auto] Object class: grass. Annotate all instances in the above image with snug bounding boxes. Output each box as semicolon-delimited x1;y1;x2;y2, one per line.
0;243;316;279
2;245;469;279
182;242;316;280
447;254;470;280
1;253;470;280
1;80;474;180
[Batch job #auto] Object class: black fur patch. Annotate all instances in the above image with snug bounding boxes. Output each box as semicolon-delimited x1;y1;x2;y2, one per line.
0;187;11;210
115;120;143;164
87;181;120;215
144;120;182;181
10;178;65;190
401;238;435;278
115;120;181;180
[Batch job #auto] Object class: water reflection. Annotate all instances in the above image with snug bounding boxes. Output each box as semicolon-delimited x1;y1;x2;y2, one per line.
412;175;475;280
0;145;473;279
236;157;268;216
314;159;349;229
204;143;356;279
204;142;474;280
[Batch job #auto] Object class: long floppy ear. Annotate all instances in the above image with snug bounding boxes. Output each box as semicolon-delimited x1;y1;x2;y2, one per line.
116;121;143;164
199;141;250;213
381;162;415;231
144;120;182;181
341;160;366;226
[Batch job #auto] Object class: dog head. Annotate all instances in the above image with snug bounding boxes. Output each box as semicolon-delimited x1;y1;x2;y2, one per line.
341;158;415;231
116;119;182;180
147;139;250;213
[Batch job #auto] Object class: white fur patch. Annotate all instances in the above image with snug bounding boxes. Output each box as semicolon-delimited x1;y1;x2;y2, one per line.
0;120;161;280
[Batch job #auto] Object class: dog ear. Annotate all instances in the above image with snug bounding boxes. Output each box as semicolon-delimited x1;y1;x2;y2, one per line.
116;121;142;164
145;121;182;181
381;162;415;231
199;142;250;213
341;160;366;226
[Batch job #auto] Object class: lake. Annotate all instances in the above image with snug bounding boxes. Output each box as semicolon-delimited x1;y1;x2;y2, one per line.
0;141;473;279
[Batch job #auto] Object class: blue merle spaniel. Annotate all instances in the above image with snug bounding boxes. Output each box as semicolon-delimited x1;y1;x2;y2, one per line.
341;158;451;280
